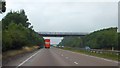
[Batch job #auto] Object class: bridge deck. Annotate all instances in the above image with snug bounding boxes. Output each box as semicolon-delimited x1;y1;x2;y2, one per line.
38;32;88;37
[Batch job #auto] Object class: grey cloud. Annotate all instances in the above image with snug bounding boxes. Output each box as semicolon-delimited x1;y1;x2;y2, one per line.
1;0;118;44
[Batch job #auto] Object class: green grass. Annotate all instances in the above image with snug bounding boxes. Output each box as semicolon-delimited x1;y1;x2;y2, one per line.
62;47;119;61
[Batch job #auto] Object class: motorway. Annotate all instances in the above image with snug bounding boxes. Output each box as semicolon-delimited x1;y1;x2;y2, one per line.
3;47;119;67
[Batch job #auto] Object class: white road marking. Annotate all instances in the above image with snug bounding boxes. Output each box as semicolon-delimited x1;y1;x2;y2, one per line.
59;49;61;50
61;54;63;56
65;57;69;59
72;52;75;53
79;53;119;63
69;51;119;63
74;62;78;64
58;48;119;63
16;50;41;68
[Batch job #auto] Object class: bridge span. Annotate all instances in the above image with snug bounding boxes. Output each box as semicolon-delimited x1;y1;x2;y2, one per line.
38;32;88;37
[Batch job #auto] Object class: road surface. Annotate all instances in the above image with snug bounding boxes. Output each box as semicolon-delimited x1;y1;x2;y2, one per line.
3;47;119;67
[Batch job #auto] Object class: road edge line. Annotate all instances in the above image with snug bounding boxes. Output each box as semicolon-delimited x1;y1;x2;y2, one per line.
16;49;41;68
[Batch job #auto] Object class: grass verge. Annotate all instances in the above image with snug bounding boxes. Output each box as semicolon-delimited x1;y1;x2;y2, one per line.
61;47;119;61
2;46;39;60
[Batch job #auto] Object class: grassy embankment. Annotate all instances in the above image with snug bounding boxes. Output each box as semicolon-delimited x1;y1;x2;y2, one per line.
61;47;119;61
2;46;39;59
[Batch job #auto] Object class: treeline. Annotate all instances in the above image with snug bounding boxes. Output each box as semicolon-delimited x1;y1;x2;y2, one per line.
118;33;120;50
58;36;83;48
2;10;44;52
58;27;119;50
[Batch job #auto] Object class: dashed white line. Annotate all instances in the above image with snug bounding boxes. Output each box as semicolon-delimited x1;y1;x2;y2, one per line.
74;62;78;64
65;57;69;59
59;49;61;50
72;52;75;53
66;50;119;63
16;50;41;68
79;53;119;63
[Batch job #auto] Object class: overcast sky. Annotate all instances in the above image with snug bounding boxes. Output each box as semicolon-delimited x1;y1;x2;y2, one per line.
0;0;119;44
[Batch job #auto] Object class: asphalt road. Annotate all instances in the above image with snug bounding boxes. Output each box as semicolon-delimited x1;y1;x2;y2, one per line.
3;47;119;67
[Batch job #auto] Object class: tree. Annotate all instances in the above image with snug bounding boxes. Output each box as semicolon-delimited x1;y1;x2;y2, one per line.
59;27;118;50
2;10;30;30
58;36;83;48
2;10;44;51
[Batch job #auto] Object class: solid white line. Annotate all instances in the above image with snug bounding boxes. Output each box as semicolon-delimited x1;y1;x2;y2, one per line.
16;50;41;68
74;62;78;64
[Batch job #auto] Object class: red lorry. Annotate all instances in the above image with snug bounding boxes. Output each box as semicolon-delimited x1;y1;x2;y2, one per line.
44;39;50;48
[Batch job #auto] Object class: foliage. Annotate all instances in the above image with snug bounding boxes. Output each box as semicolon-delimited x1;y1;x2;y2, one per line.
58;36;83;48
2;10;44;52
118;33;120;50
58;27;118;50
2;10;30;30
84;27;118;49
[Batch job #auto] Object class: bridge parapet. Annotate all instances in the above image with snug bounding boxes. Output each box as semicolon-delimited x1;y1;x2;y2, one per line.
38;32;88;37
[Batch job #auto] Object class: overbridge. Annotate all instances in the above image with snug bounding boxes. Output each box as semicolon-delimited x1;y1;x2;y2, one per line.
38;32;88;37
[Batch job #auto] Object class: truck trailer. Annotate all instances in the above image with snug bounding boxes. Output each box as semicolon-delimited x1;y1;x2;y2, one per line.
44;39;50;48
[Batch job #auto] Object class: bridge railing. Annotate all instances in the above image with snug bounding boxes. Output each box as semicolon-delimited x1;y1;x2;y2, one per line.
38;32;89;35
